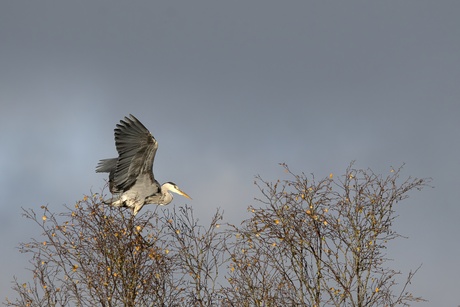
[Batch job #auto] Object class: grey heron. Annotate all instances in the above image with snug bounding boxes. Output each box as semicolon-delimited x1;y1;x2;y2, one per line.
96;114;191;215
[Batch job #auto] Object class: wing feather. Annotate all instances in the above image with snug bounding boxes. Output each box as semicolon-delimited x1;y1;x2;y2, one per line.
112;114;158;191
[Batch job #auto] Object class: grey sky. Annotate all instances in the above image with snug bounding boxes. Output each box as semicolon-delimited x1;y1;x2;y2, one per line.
1;1;459;305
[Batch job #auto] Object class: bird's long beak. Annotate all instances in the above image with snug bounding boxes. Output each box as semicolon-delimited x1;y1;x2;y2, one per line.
178;189;192;200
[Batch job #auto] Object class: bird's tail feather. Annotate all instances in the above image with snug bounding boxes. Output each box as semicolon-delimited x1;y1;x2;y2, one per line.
95;158;117;173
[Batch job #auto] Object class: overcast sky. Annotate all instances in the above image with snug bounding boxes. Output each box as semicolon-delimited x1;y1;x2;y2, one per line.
1;1;459;305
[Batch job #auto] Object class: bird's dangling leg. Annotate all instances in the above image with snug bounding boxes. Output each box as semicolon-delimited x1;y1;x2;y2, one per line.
132;203;145;216
107;198;124;207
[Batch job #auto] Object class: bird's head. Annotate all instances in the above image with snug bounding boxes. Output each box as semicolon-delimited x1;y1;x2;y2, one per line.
162;182;191;200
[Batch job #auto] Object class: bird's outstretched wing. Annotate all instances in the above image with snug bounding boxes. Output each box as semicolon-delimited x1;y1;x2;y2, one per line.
112;114;159;191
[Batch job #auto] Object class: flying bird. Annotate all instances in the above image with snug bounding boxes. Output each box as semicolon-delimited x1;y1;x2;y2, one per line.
96;114;191;215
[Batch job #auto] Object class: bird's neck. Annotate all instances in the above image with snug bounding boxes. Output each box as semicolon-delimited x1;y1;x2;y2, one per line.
160;186;173;204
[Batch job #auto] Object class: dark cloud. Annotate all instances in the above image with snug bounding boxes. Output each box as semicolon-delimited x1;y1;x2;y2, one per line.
1;1;459;304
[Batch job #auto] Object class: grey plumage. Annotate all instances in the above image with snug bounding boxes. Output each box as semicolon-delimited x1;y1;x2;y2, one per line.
96;114;190;215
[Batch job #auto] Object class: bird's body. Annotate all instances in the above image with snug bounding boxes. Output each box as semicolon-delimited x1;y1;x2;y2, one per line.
96;114;190;215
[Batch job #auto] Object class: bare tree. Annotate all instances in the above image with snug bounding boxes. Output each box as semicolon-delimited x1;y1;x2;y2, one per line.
165;206;229;306
4;194;226;307
5;163;429;307
224;163;429;306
